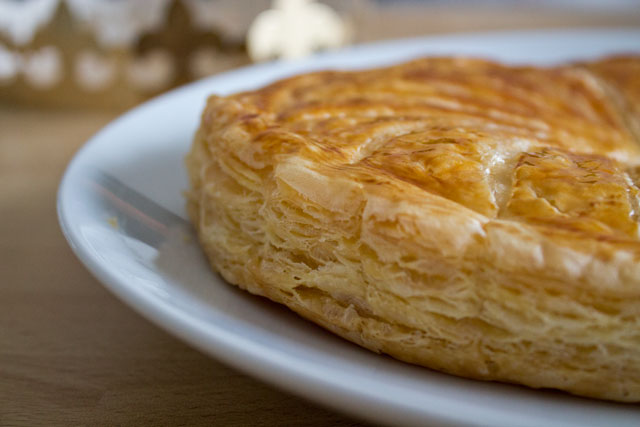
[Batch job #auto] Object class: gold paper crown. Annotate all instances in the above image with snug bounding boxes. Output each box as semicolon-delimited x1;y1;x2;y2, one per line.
0;0;248;109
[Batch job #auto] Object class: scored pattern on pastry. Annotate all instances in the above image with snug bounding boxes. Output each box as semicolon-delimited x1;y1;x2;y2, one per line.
187;56;640;401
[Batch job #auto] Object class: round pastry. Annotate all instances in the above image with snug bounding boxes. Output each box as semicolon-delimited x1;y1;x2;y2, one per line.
186;56;640;402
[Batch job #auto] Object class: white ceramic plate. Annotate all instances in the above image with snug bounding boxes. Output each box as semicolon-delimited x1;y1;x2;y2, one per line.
58;29;640;426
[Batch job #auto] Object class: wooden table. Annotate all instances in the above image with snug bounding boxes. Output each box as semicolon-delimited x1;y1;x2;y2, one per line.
2;7;639;425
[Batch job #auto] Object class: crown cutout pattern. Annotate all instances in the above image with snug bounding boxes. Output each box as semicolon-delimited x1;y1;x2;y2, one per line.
0;0;355;109
0;0;248;108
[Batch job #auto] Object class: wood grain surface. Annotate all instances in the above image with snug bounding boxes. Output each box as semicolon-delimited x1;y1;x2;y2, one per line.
2;8;639;425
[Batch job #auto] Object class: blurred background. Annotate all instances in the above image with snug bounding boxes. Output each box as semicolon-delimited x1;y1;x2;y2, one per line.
1;1;639;425
1;0;640;110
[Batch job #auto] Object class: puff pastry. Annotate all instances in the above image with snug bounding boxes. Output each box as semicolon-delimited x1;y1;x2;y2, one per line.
186;56;640;401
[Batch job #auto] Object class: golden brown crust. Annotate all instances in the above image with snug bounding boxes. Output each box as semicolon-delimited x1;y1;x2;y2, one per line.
584;55;640;144
186;56;640;401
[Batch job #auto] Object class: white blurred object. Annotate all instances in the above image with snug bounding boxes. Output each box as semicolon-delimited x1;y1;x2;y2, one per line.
126;49;174;92
0;44;20;81
22;45;63;88
66;0;170;47
75;50;117;91
0;43;64;88
0;0;59;45
247;0;347;62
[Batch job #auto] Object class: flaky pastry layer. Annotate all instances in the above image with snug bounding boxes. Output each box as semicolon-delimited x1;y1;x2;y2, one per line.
186;56;640;401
